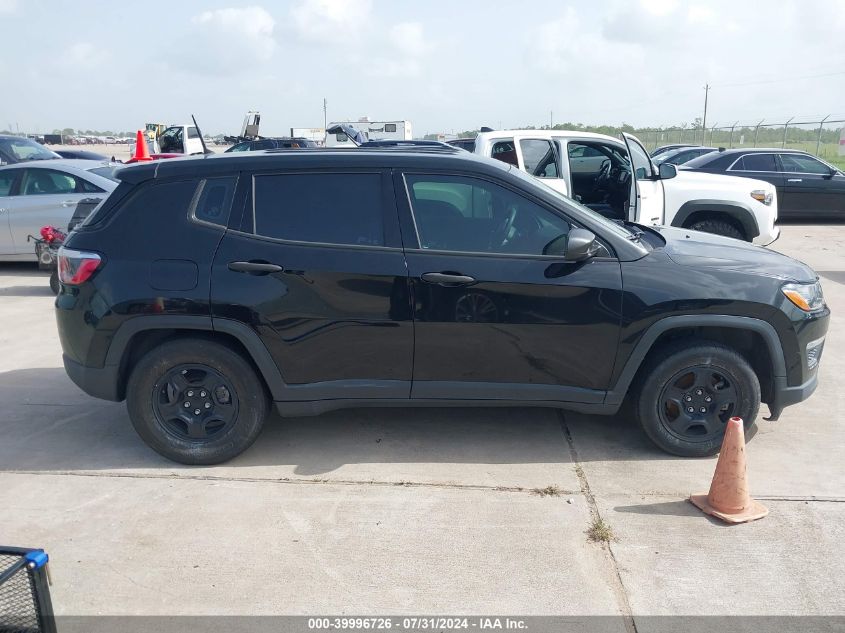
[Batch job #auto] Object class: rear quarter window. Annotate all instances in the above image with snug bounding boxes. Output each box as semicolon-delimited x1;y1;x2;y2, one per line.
79;180;198;229
192;177;237;227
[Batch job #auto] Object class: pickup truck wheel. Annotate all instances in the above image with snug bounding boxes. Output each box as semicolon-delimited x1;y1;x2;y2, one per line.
634;341;760;457
687;218;745;241
126;339;269;465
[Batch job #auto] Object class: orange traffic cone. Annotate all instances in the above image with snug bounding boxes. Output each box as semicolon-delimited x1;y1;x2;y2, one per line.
126;130;152;163
690;417;768;524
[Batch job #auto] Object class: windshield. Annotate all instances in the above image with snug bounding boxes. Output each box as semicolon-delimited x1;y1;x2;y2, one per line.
88;166;120;182
504;163;640;241
0;137;60;162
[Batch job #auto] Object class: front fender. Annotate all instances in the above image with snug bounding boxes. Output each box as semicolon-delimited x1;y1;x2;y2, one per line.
670;200;760;240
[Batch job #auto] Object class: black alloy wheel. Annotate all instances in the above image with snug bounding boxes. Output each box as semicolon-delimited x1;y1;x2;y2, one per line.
657;365;737;442
152;363;239;442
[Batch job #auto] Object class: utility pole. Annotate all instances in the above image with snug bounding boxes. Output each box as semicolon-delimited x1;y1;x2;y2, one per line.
323;98;327;131
550;110;553;129
702;84;710;136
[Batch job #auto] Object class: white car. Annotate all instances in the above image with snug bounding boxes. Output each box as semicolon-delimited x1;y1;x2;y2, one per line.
473;130;779;245
0;159;119;261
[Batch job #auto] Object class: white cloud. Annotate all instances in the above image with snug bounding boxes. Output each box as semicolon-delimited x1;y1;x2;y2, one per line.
290;0;372;43
169;6;277;75
640;0;678;16
0;0;17;13
191;6;276;61
59;42;105;69
687;4;715;23
532;8;643;75
389;22;428;57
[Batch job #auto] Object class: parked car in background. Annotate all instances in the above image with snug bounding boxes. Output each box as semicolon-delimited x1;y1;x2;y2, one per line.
55;146;827;464
225;137;318;152
472;129;779;244
652;146;717;166
0;159;118;261
651;143;698;158
54;149;110;161
0;135;61;165
682;148;845;220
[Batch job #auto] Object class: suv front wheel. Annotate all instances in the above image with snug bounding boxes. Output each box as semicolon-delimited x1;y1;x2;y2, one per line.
126;338;269;465
634;341;760;457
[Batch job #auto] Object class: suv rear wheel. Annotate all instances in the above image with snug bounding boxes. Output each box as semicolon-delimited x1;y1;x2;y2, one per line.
634;341;760;457
126;338;269;465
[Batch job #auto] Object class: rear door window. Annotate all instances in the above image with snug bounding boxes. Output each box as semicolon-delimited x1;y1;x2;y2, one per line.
490;140;518;167
733;153;777;171
252;173;384;247
0;171;15;196
519;139;559;178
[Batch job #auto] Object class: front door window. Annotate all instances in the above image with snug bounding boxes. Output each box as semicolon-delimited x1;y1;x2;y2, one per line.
405;174;573;257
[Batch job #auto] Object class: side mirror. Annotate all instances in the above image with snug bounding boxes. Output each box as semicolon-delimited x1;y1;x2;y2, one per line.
659;162;677;180
826;167;838;179
543;234;568;257
563;228;599;262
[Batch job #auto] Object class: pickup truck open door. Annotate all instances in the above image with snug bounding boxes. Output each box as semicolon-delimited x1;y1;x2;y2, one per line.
622;133;665;225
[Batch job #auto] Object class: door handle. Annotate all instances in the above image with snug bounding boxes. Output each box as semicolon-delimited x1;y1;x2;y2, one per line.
228;261;283;275
421;272;475;286
61;200;76;207
787;178;803;183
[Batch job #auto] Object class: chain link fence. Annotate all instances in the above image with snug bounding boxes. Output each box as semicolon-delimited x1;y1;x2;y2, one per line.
633;116;845;167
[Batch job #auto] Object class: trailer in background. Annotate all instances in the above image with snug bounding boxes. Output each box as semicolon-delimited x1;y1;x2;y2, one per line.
291;127;326;146
325;119;412;148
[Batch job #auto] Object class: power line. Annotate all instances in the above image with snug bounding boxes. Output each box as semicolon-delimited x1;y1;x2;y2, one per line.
712;69;845;88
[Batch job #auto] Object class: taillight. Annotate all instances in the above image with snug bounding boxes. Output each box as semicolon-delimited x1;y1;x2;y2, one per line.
57;247;102;285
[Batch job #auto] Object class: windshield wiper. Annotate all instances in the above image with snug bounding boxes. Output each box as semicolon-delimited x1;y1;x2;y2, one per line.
626;226;645;241
612;219;643;241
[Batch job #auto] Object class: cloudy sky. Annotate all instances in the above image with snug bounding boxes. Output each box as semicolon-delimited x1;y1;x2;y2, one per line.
1;0;843;136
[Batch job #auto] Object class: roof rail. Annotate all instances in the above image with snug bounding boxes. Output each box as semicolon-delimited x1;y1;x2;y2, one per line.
357;140;460;151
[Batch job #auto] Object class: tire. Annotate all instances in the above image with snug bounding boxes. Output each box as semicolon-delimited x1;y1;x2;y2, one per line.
126;338;269;465
687;218;745;241
49;270;60;294
633;341;760;457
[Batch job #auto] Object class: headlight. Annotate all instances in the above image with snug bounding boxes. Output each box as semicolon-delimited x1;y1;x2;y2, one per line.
781;281;825;312
751;189;773;206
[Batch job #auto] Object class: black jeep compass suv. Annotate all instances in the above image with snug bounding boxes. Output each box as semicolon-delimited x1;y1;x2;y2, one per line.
55;147;829;464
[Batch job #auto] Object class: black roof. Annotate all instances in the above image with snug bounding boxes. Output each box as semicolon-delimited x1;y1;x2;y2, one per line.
682;146;819;170
708;147;790;155
116;147;496;184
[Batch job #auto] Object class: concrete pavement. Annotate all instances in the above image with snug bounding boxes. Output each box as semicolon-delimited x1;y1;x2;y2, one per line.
0;225;843;621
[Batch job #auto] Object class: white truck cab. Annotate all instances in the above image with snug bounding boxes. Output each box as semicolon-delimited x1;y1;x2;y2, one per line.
157;124;205;155
473;130;779;245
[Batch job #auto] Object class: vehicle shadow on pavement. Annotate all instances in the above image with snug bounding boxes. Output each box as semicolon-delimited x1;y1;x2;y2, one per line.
0;263;50;278
0;285;54;297
0;368;672;476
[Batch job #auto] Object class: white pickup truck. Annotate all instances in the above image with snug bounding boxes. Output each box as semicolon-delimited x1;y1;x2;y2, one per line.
472;130;779;245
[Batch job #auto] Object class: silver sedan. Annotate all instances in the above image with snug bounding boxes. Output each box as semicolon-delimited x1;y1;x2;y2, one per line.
0;159;119;261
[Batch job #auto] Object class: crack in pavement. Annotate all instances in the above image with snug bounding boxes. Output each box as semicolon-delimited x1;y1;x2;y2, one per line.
0;469;581;496
559;411;638;633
